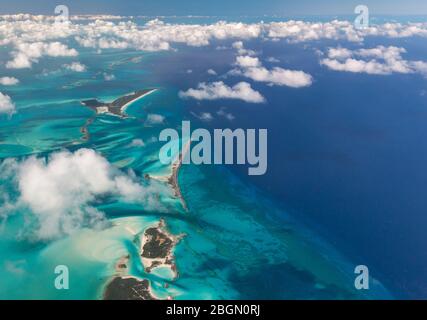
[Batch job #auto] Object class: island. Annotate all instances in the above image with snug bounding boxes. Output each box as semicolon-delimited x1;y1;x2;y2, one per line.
147;141;191;211
103;277;157;300
102;219;184;300
81;89;157;117
140;218;184;278
168;141;191;211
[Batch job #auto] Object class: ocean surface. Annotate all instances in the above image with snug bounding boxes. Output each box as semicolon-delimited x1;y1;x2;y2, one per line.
0;16;426;299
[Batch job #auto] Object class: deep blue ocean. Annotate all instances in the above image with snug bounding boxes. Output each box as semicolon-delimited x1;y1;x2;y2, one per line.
159;37;427;298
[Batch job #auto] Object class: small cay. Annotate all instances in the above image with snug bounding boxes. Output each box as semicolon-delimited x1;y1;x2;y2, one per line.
140;218;184;279
103;277;157;300
103;219;184;300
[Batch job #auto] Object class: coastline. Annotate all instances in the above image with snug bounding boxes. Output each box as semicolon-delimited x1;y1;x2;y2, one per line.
168;140;191;211
80;88;157;118
139;218;184;280
102;219;183;300
103;275;160;300
149;140;191;211
120;88;157;114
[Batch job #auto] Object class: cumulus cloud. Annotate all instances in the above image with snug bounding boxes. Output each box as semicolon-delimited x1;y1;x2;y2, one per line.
207;69;217;75
0;92;16;115
243;66;313;87
325;47;353;59
0;149;168;240
5;53;32;69
63;62;87;72
6;41;78;69
411;61;427;75
1;15;427;51
191;111;214;122
0;77;19;86
2;15;427;65
235;55;261;68
266;20;427;43
199;112;213;121
217;107;235;121
232;41;256;55
267;20;364;42
179;81;265;103
72;19;262;52
0;17;258;55
266;57;280;63
232;55;313;88
146;113;165;125
321;45;427;76
232;41;244;50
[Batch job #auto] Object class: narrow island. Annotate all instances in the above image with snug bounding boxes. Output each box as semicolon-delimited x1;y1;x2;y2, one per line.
168;141;191;211
147;140;191;211
81;89;157;118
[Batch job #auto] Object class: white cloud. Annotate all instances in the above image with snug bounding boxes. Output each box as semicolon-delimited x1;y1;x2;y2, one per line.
207;69;217;75
199;112;213;121
266;57;280;63
0;92;15;115
267;20;363;42
146;113;165;125
2;15;427;47
191;111;214;122
2;16;427;64
233;56;313;88
1;16;427;91
266;20;427;43
63;62;87;72
0;149;168;240
5;53;32;69
232;41;256;55
326;47;352;59
72;19;261;52
244;66;313;88
40;42;78;57
103;73;116;81
179;81;265;103
232;41;244;50
0;77;19;86
217;108;235;121
321;45;427;76
321;58;396;74
235;55;261;68
411;61;427;75
6;41;78;69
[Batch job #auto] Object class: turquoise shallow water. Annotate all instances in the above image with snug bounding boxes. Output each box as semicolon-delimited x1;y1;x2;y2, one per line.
0;47;391;300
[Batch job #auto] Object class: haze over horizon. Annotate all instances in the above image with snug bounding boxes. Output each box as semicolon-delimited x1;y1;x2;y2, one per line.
1;0;427;16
